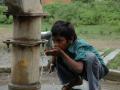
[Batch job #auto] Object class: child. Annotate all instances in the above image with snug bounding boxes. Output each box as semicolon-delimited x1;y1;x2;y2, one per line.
45;20;109;90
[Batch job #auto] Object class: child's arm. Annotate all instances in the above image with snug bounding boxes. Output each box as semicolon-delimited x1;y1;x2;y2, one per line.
61;50;84;73
45;48;84;73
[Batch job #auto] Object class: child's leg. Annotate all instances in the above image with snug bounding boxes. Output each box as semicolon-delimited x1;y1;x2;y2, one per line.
56;59;79;84
83;52;105;90
55;58;82;85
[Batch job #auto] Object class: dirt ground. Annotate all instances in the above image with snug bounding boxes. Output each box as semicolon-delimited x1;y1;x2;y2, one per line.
0;28;12;44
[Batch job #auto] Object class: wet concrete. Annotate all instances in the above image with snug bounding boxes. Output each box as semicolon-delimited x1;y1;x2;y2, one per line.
0;72;120;90
0;82;88;90
0;81;120;90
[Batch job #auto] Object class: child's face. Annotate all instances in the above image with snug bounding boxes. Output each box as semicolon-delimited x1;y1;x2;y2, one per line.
52;36;70;51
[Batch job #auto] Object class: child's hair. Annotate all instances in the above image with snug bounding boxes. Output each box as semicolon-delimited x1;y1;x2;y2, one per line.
51;20;77;41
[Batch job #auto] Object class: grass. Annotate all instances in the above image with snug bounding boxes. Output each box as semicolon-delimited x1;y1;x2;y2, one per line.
42;22;51;31
0;23;120;41
0;23;51;32
99;48;120;70
107;53;120;70
101;48;115;57
42;23;120;40
0;24;13;31
76;25;120;40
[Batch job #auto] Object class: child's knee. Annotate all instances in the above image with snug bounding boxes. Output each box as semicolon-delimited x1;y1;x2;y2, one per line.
85;52;97;64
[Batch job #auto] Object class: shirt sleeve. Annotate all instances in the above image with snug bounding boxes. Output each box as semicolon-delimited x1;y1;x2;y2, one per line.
74;47;87;61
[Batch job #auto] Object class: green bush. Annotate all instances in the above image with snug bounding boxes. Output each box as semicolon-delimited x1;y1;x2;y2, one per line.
43;0;120;26
107;53;120;70
0;5;13;24
0;0;120;25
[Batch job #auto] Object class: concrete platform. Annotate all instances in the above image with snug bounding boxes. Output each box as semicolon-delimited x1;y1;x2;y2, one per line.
0;80;120;90
0;84;89;90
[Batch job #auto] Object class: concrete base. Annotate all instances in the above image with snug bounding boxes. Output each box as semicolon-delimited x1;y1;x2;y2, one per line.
0;83;89;90
1;80;120;90
104;69;120;82
8;83;40;90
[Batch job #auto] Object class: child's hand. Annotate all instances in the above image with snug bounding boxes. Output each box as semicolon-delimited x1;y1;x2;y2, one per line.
45;47;63;56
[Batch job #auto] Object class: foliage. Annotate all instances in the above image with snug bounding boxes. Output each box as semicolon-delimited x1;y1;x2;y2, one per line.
107;53;120;70
0;0;120;25
0;5;13;24
43;0;120;26
75;25;120;40
72;0;95;3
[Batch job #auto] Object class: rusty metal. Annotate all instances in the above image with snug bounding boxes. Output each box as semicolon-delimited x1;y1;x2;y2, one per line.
3;39;48;47
4;11;48;17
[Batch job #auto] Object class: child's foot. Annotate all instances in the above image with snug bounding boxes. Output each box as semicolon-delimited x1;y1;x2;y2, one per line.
62;77;83;90
70;77;83;86
62;85;72;90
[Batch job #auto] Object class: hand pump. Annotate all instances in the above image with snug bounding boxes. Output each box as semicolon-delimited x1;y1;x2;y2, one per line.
4;0;47;90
